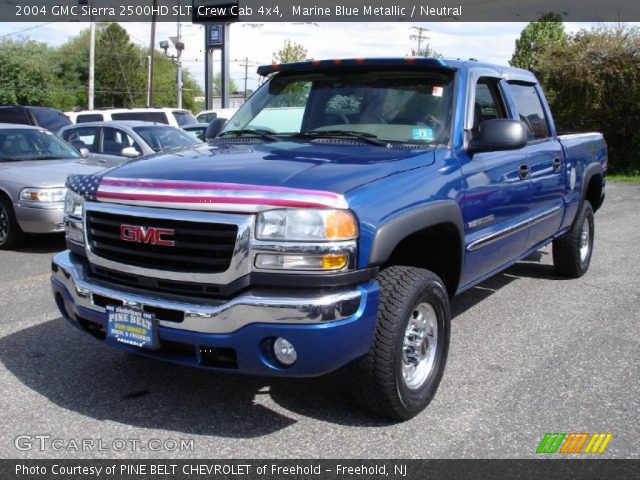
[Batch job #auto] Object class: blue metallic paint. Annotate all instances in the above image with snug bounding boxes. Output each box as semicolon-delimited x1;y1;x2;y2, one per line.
53;59;607;377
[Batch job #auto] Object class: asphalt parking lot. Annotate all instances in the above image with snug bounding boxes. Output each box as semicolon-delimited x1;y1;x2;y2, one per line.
0;182;638;459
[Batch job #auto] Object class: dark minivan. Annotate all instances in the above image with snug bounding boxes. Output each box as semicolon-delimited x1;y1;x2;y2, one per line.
0;105;71;133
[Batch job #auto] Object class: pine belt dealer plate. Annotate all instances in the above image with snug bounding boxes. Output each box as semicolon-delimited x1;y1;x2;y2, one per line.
106;305;158;349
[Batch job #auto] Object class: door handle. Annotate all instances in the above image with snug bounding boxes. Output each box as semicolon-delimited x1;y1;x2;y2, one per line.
552;157;562;171
518;163;530;180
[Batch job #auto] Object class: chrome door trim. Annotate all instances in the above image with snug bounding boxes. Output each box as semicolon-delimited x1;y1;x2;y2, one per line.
467;205;561;251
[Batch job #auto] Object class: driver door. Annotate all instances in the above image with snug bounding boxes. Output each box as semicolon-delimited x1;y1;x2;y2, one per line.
459;76;532;287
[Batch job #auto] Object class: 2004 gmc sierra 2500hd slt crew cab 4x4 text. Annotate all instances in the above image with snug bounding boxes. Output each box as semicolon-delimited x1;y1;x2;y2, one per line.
51;58;607;420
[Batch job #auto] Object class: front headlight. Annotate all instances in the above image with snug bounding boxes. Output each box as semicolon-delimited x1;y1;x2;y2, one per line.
255;209;358;242
64;190;84;218
20;187;66;204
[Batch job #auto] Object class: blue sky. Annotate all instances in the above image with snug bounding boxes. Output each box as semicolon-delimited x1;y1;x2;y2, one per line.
0;21;630;92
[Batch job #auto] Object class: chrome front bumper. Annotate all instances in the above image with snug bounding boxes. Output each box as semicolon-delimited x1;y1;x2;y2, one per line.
51;251;365;335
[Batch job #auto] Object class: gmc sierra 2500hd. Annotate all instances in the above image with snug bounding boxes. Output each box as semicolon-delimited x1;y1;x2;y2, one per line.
52;58;607;420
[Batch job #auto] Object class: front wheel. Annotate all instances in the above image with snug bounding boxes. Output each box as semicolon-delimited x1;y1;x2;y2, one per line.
348;266;450;421
0;197;24;250
552;201;594;278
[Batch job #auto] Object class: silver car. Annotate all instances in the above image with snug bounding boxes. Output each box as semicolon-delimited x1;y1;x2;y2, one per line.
0;124;107;249
58;120;202;166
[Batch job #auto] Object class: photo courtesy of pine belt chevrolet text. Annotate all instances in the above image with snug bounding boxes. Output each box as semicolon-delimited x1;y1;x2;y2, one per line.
51;57;607;420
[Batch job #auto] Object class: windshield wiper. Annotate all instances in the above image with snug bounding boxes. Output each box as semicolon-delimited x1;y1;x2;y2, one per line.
294;130;389;147
218;129;280;142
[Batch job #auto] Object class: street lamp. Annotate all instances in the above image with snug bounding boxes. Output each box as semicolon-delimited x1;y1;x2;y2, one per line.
159;36;185;109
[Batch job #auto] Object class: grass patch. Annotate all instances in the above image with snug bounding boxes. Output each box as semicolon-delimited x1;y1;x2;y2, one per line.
607;174;640;183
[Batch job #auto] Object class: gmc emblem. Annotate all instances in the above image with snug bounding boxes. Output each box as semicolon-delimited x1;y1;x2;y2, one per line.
120;224;175;247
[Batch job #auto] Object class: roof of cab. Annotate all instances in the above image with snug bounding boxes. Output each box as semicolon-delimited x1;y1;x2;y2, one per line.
257;57;537;83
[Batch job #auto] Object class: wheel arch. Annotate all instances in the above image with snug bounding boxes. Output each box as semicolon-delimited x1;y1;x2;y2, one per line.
581;163;604;212
368;201;465;296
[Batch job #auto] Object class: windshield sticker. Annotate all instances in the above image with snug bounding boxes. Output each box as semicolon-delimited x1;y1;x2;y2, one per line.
412;128;433;141
432;86;444;97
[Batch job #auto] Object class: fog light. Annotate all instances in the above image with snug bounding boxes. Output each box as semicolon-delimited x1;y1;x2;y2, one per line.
273;337;297;366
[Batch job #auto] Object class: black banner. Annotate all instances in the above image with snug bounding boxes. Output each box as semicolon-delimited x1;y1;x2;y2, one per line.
3;459;640;480
1;0;640;22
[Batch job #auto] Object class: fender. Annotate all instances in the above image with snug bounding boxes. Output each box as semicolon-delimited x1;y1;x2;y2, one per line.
581;162;604;210
368;200;465;267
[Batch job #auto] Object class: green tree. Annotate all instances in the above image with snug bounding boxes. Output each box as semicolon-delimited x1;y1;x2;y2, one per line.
510;13;567;72
94;23;145;107
0;39;59;105
534;24;640;173
272;39;308;64
212;73;239;95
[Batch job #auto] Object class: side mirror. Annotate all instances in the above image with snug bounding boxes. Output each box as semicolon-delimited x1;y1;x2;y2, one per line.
205;118;228;140
121;146;141;158
468;119;528;153
79;148;90;158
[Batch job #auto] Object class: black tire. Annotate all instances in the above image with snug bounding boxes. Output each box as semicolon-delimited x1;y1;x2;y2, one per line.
0;196;24;250
348;266;451;421
552;200;594;278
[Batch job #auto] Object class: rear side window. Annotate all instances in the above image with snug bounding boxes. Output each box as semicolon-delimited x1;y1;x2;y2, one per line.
77;114;104;123
507;83;550;140
172;111;197;126
0;107;31;125
111;112;169;124
29;107;71;131
62;126;99;152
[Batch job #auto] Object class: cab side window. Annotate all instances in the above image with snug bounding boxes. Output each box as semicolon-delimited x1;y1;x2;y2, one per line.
507;83;550;140
99;128;141;156
472;79;508;139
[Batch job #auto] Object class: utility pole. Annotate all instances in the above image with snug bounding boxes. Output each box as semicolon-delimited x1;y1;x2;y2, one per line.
88;21;95;109
242;57;248;100
176;20;183;109
147;0;158;107
409;26;430;56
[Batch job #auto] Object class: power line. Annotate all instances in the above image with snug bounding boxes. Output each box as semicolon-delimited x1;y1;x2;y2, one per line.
0;22;56;39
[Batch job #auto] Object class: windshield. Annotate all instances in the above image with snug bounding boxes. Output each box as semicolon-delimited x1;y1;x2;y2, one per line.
132;126;202;152
223;69;454;144
0;128;82;161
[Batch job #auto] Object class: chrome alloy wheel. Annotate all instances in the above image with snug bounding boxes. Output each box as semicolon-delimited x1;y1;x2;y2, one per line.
402;302;438;390
579;215;591;263
0;203;8;243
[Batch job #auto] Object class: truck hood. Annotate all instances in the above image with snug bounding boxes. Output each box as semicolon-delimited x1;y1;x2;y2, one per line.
103;142;435;194
1;159;108;188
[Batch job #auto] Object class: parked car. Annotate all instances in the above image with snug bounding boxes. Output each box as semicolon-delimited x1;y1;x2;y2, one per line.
181;123;208;141
53;58;606;420
195;108;238;123
65;108;197;127
58;121;202;166
0;124;107;249
0;105;71;133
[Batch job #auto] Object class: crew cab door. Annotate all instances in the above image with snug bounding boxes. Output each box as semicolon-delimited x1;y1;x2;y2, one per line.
458;76;532;286
506;82;564;249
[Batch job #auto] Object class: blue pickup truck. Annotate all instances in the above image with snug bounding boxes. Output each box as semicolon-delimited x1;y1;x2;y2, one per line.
52;58;606;420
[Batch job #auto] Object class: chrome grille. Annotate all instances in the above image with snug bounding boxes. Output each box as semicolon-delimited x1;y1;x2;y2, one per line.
86;211;237;273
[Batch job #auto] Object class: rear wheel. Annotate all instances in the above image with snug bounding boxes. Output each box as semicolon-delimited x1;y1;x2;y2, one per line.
552;201;594;278
0;197;24;250
348;266;450;421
